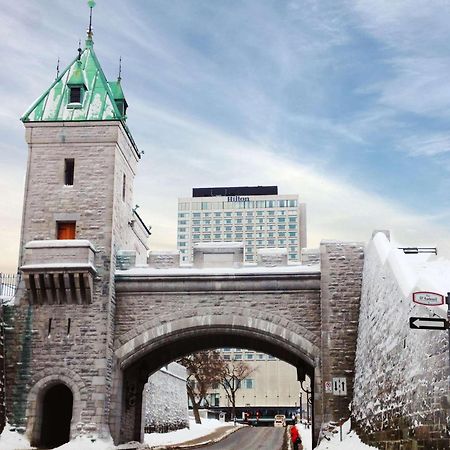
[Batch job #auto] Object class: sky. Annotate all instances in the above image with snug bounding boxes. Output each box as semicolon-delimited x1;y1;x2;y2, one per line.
1;0;450;273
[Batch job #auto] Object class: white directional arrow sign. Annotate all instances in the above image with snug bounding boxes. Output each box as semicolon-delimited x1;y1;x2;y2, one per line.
409;317;449;330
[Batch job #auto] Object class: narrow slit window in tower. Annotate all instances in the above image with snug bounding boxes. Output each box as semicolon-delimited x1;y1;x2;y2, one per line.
64;158;74;185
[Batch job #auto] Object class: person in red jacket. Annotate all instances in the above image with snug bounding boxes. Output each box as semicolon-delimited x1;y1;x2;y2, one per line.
290;424;303;450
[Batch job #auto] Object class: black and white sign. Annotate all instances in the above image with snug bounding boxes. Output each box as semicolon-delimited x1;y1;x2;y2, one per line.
332;377;347;396
409;317;449;330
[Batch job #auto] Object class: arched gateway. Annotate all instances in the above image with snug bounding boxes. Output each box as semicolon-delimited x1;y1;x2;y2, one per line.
3;10;365;448
111;270;323;443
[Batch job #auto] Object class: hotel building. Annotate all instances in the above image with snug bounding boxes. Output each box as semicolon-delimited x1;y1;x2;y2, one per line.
177;186;307;264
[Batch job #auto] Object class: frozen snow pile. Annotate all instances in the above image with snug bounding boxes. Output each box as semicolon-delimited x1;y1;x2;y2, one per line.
144;418;229;447
316;420;377;450
52;435;115;450
0;424;116;450
0;423;32;450
294;423;312;450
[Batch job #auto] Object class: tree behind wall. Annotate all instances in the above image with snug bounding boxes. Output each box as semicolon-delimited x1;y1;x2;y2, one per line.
220;360;256;422
179;351;226;424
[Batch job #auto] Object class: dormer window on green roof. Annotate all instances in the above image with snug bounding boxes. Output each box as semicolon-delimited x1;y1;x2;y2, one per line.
69;86;84;105
67;60;87;107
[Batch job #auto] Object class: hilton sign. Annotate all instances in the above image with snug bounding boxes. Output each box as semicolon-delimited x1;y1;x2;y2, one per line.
227;196;250;202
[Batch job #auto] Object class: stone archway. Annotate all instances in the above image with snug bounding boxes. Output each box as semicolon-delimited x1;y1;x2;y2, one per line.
40;384;73;448
26;373;83;447
110;312;322;447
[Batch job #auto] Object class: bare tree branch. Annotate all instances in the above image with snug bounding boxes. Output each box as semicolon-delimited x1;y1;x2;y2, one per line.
179;351;226;424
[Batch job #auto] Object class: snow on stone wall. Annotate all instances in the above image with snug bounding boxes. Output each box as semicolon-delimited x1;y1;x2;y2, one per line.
143;362;189;433
352;232;450;449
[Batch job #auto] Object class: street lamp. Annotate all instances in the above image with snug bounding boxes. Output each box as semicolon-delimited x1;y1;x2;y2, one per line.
300;379;311;428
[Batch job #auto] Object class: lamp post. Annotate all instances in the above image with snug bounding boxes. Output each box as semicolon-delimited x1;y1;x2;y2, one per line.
299;392;303;421
300;380;311;429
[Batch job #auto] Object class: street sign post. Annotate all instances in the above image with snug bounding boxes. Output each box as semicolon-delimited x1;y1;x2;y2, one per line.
332;378;347;442
412;291;444;306
332;378;347;396
409;317;449;330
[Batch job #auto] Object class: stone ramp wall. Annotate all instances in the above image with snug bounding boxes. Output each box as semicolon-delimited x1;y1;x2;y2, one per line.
142;363;188;434
352;233;450;450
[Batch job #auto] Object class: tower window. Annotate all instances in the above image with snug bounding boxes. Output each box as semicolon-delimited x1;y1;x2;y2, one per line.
69;87;82;104
122;173;126;201
57;222;76;240
64;159;74;185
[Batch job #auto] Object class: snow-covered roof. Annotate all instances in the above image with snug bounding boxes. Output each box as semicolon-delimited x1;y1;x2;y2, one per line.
372;232;450;318
21;262;97;272
116;263;320;277
25;239;95;250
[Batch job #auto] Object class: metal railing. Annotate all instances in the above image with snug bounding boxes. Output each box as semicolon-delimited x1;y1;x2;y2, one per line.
0;273;18;300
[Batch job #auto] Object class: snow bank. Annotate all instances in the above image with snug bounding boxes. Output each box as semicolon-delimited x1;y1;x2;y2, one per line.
316;420;377;450
144;418;229;447
0;423;32;450
0;424;115;450
53;435;115;450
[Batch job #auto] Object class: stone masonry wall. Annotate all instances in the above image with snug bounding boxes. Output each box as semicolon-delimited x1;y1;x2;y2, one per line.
114;289;322;350
5;121;140;443
352;233;450;450
320;241;365;430
143;363;188;433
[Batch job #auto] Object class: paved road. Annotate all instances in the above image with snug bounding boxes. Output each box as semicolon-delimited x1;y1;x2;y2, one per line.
198;426;285;450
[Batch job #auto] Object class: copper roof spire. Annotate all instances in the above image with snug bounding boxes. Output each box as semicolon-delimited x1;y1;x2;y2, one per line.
87;1;96;40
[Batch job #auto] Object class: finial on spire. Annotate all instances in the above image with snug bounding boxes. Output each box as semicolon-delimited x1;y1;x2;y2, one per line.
118;56;122;81
77;40;82;60
55;58;60;80
87;0;96;40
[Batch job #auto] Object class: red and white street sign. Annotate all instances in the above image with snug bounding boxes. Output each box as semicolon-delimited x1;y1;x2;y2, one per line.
412;291;444;307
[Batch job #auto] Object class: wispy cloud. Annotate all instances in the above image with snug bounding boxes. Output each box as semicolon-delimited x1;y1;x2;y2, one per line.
1;0;450;272
131;103;450;258
399;133;450;157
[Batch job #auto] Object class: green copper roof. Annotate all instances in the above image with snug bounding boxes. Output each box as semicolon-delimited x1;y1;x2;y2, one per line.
22;38;126;122
109;79;125;101
67;60;87;88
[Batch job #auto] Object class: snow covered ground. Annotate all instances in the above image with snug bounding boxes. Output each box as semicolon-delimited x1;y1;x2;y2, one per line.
315;420;377;450
144;417;229;447
0;423;115;450
0;423;34;450
0;418;378;449
0;418;229;450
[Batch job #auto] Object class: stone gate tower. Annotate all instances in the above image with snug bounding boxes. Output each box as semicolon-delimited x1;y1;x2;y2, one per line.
5;17;149;448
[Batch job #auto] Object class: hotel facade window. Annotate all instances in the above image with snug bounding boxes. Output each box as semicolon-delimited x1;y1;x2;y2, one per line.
177;186;307;263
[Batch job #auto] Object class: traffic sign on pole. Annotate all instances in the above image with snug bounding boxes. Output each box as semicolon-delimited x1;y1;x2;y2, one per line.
332;378;347;396
412;291;444;306
409;317;449;330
